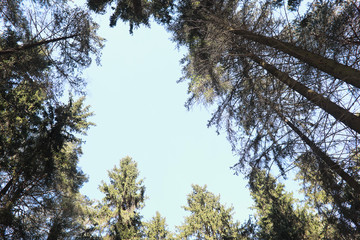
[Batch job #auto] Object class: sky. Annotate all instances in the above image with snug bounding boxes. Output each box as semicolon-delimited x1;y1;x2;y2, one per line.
78;7;254;232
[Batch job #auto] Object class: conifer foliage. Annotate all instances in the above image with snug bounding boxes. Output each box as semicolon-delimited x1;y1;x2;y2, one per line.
248;170;323;239
99;157;146;239
87;0;360;237
2;0;360;238
177;184;239;239
143;211;172;239
0;0;101;238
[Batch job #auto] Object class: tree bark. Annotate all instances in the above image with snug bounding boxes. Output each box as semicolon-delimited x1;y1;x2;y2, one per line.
0;34;78;56
247;53;360;134
229;29;360;89
0;178;13;200
273;107;360;195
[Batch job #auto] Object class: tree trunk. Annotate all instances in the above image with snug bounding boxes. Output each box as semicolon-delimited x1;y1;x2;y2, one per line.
229;29;360;89
0;178;13;200
0;34;78;56
247;53;360;134
273;108;360;195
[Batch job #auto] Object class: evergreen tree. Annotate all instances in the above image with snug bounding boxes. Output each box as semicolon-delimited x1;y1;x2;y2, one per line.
295;152;360;239
87;0;174;33
0;0;102;238
0;90;95;238
88;0;360;193
248;169;324;240
88;0;360;237
99;156;146;240
177;184;239;239
0;0;103;94
144;211;173;239
168;0;359;178
171;2;360;235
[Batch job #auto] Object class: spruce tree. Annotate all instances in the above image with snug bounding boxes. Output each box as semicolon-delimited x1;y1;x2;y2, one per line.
0;0;103;94
99;156;146;240
144;211;173;239
248;169;326;239
0;92;94;238
177;184;239;239
0;0;102;238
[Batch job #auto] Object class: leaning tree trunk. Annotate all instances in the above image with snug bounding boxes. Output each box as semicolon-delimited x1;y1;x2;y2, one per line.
246;52;360;134
270;105;360;195
229;29;360;89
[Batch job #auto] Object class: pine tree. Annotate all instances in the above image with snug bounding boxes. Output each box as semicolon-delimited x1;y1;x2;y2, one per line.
99;156;146;240
172;2;360;234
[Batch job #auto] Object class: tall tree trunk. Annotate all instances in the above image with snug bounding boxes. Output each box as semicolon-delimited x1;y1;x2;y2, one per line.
229;29;360;89
246;52;360;134
272;107;360;195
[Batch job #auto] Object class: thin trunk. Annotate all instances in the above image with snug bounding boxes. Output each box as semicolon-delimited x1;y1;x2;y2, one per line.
229;29;360;89
0;177;13;200
247;53;360;134
273;108;360;195
0;34;79;56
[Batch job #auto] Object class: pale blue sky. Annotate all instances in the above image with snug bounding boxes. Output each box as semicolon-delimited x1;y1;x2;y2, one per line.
79;10;253;231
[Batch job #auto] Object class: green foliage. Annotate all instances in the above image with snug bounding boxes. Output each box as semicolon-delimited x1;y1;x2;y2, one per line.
295;152;360;238
164;2;360;236
87;0;174;33
0;0;102;238
248;169;324;239
0;0;103;94
99;156;146;239
2;0;359;238
0;82;95;238
144;211;173;239
177;184;239;239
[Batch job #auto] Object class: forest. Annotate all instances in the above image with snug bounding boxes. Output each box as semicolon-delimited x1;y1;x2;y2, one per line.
0;0;359;239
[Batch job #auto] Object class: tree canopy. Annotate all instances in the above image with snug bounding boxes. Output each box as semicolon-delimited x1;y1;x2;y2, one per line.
86;0;360;237
0;0;102;238
1;0;359;238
